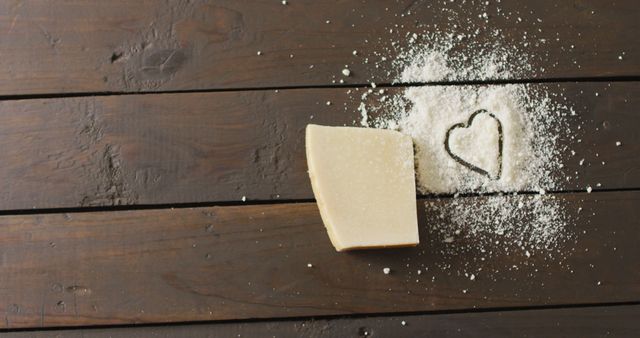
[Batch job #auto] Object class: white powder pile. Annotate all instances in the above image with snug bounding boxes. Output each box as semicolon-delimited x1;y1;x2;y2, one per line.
382;84;574;253
352;24;578;256
394;84;569;194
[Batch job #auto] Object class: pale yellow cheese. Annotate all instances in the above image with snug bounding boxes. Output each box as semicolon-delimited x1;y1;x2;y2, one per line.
305;124;419;251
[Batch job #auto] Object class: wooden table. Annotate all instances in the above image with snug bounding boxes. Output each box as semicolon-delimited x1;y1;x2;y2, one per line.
0;1;638;337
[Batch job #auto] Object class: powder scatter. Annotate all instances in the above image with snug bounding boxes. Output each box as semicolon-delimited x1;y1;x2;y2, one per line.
358;102;368;126
349;8;582;263
427;194;570;255
375;84;571;195
392;29;534;84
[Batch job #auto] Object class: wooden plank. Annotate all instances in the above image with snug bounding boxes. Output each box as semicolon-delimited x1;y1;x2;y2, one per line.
4;304;639;337
0;82;637;210
0;190;638;329
0;0;637;96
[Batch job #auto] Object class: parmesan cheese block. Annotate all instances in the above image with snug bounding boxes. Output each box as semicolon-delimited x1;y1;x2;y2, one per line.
305;124;419;251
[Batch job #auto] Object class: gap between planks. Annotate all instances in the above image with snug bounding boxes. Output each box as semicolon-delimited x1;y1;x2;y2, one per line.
0;75;638;102
0;187;633;217
1;302;639;334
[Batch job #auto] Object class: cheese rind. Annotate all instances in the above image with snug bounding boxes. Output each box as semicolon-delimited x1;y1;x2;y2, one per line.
305;124;419;251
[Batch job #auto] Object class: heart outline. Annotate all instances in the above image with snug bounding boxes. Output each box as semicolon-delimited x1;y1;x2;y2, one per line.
444;109;503;180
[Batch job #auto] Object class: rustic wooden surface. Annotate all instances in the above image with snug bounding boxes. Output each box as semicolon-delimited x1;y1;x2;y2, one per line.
1;0;638;336
0;0;638;96
4;304;638;338
0;191;637;328
0;82;637;211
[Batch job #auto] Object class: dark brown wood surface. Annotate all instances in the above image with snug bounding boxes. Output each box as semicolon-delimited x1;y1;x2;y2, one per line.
4;304;638;338
1;82;637;211
0;0;638;96
1;0;638;335
0;190;637;328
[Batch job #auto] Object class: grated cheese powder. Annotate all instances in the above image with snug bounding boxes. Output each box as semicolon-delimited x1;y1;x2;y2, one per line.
353;26;578;256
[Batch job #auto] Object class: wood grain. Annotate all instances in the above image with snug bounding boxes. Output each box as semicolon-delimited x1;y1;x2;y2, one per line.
0;82;637;211
4;304;638;337
0;190;638;329
0;0;637;95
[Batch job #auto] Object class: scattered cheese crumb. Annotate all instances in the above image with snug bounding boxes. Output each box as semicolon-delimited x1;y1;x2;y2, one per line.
470;274;475;281
352;50;358;56
342;68;351;76
307;263;313;268
383;267;391;274
326;101;331;106
586;186;592;193
401;321;406;326
256;51;262;56
616;141;622;146
281;0;287;4
241;196;246;202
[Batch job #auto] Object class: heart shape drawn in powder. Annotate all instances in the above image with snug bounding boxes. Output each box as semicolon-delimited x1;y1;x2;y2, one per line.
445;109;503;180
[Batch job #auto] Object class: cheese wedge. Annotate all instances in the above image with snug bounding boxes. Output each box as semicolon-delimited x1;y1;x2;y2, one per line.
305;124;419;251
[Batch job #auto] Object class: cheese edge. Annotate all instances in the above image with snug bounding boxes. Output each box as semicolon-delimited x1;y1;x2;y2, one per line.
306;125;347;251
